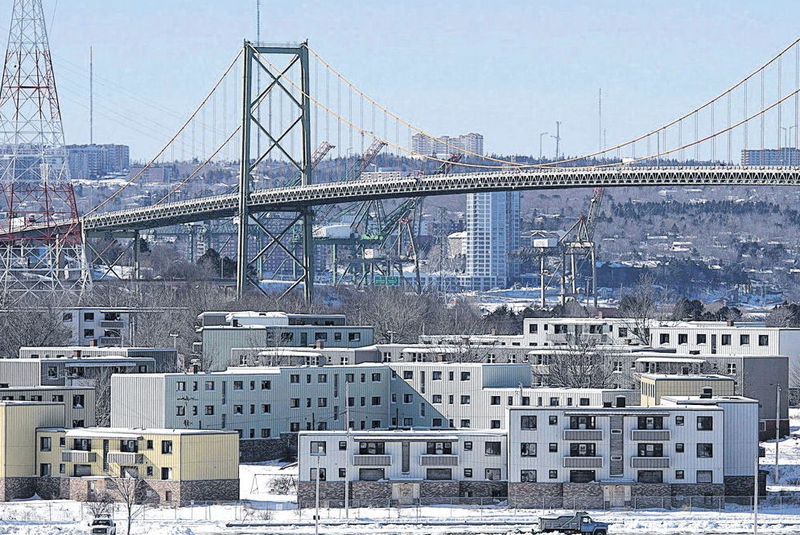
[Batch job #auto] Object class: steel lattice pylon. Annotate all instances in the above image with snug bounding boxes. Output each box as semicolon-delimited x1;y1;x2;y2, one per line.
0;0;90;301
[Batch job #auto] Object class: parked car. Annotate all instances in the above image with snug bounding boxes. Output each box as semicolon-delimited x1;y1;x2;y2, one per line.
89;514;116;535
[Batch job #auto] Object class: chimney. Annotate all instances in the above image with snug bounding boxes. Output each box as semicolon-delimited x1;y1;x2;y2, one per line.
700;386;713;399
188;359;201;374
615;395;626;408
72;350;81;358
316;340;324;349
726;320;735;327
490;329;497;336
88;339;97;347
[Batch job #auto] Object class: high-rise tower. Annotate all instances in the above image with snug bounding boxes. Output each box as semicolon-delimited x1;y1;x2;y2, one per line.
0;0;89;300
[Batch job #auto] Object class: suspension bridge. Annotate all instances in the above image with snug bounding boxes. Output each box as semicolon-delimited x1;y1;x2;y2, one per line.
4;0;800;303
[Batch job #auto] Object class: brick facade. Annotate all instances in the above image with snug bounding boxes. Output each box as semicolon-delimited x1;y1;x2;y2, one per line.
239;438;289;462
508;482;563;508
0;477;36;501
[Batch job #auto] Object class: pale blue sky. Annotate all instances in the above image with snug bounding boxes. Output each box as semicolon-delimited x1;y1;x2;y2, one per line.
13;0;800;160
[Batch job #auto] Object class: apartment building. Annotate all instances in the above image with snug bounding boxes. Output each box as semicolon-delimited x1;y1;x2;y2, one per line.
640;375;735;406
35;428;239;505
18;346;177;372
0;355;156;387
298;394;760;509
110;364;393;461
297;429;506;506
197;311;374;370
0;385;95;427
0;402;63;500
61;307;134;347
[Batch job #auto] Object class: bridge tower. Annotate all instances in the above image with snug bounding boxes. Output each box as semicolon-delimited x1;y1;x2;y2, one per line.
236;41;314;301
0;0;89;301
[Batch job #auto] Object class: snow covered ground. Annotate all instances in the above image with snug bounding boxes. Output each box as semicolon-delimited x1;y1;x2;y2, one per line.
8;413;800;534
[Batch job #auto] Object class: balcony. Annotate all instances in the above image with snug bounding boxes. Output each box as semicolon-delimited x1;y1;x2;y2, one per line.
100;320;124;329
107;451;144;464
98;336;122;346
546;333;609;345
631;457;670;469
62;450;96;463
352;454;391;466
631;430;670;441
563;456;603;468
419;454;459;466
563;429;603;441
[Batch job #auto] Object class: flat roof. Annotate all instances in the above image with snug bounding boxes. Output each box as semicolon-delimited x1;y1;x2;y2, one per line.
639;373;734;381
38;427;238;437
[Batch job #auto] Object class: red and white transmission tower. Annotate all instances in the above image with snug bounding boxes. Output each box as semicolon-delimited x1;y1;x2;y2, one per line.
0;0;89;300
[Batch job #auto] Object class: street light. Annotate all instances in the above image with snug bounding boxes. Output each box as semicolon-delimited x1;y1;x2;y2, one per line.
539;132;548;160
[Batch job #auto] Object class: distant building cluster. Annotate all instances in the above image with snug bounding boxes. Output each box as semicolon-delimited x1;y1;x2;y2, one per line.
411;132;484;157
66;143;130;179
741;147;800;166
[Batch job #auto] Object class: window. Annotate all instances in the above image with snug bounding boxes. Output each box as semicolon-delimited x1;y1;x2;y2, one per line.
432;371;442;380
549;415;558;425
359;442;385;455
579;398;591;406
261;380;271;390
759;334;769;346
73;438;91;451
339;468;346;478
370;397;380;406
72;419;85;428
490;396;501;405
726;363;737;375
176;381;186;391
460;419;471;428
348;332;361;342
371;373;381;382
426;468;452;480
403;394;413;404
520;470;537;482
40;463;51;477
490;419;501;429
549;397;560;406
72;395;85;409
549;443;558;453
233;381;243;390
59;463;65;474
520;415;537;429
290;422;300;432
234;405;243;414
549;470;558;479
432;394;442;403
460;372;471;381
204;381;215;391
464;468;473;478
460;395;471;404
205;405;214;415
433;418;443;427
697;416;714;431
697;470;713;483
637;443;664;457
637;470;663;483
426;442;452;455
529;323;538;334
485;468;501;481
618;327;628;338
485;442;501;455
334;332;342;342
40;437;51;451
570;470;595;483
570;415;596;429
261;404;271;414
358;468;383;481
696;334;707;344
678;333;688;345
520;443;537;457
659;333;670;344
676;470;685;480
46;366;58;379
697;443;713;458
290;374;300;384
261;429;271;438
310;468;327;481
570;443;596;457
740;334;750;345
463;441;473;451
676;443;685;453
290;398;300;408
310;441;327;455
161;440;173;454
721;334;731;346
675;416;685;426
637;416;664;430
315;332;327;342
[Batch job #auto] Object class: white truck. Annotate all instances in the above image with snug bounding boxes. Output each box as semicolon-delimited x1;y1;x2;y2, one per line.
88;514;117;535
538;511;610;535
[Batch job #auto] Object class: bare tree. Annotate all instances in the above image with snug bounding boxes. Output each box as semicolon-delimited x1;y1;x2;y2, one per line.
617;274;661;345
84;490;114;517
0;295;71;357
533;335;616;388
108;474;147;535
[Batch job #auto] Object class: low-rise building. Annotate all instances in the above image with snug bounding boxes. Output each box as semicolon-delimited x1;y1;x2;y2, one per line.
0;385;95;427
35;427;238;505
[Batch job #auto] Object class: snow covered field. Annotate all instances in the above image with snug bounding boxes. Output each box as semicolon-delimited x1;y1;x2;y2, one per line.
6;412;800;534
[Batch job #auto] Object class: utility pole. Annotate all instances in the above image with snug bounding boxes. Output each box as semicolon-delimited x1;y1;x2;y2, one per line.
344;381;350;518
753;454;759;535
552;122;562;159
775;383;781;483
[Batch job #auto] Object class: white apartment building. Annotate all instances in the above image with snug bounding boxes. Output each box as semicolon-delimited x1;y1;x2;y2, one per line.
410;132;484;157
461;190;520;291
298;394;759;508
